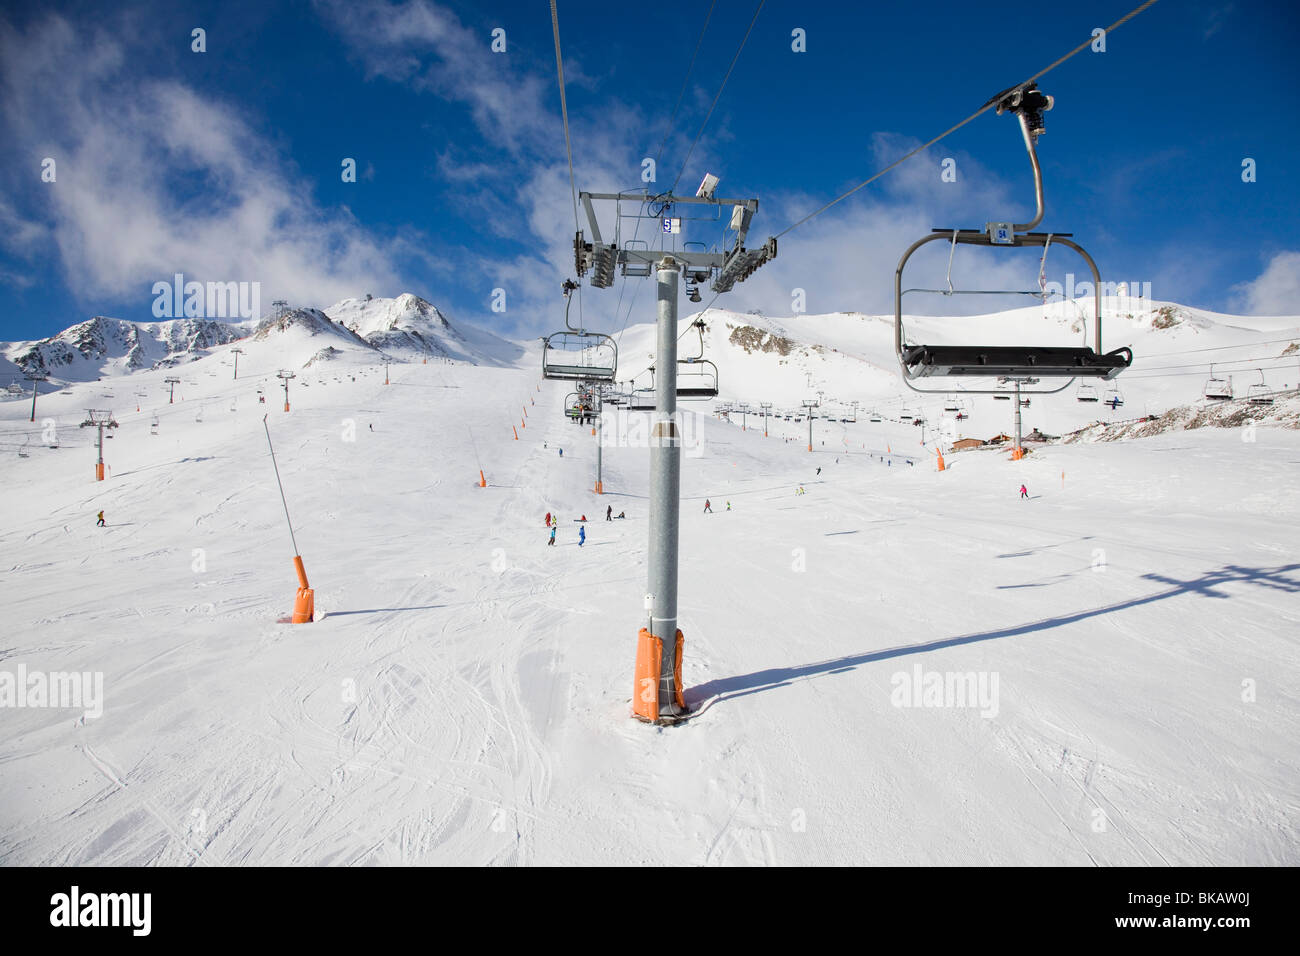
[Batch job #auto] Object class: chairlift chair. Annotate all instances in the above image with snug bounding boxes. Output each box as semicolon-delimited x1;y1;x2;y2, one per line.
1247;369;1273;405
1202;365;1232;401
675;319;719;400
893;84;1132;393
1076;384;1099;403
542;280;618;382
1104;386;1124;409
627;391;656;411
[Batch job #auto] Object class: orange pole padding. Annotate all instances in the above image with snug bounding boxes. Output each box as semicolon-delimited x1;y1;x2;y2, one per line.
479;470;487;488
513;425;519;440
807;444;812;452
291;555;314;624
284;402;290;412
95;463;105;481
632;628;685;722
594;480;603;494
1011;447;1025;461
591;426;596;436
936;452;945;472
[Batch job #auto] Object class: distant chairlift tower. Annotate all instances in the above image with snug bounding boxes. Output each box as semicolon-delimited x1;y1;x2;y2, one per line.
574;179;776;723
802;399;820;452
25;370;47;423
165;376;181;404
80;409;118;481
277;370;296;411
761;401;772;437
231;347;243;380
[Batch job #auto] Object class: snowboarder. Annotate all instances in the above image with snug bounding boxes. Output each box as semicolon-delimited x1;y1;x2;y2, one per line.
545;512;552;528
616;511;626;519
578;526;586;547
726;501;731;511
1020;484;1028;499
606;505;612;521
704;499;712;513
548;526;557;546
816;467;821;476
96;510;105;527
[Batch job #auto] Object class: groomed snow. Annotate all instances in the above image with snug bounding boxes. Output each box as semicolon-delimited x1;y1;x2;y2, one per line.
0;313;1297;865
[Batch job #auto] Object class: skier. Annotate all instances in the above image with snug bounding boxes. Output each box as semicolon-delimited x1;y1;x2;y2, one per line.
559;448;563;457
545;512;552;528
548;526;557;546
369;423;373;431
816;467;821;476
1020;484;1029;499
606;505;612;521
704;499;712;513
578;526;586;547
96;510;105;527
726;501;731;511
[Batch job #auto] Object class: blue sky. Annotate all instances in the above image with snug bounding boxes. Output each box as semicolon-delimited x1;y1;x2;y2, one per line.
0;0;1297;342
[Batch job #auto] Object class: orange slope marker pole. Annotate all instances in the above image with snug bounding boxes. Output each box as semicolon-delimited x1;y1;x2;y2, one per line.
513;425;519;440
263;414;314;623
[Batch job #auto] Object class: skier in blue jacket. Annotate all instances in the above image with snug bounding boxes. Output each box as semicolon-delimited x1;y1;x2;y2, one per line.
578;526;586;547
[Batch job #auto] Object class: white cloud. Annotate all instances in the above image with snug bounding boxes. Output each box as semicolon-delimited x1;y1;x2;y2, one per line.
1231;251;1300;316
0;13;403;316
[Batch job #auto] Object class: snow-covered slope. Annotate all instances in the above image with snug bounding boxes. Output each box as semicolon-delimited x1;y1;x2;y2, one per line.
604;298;1300;442
0;293;526;397
328;293;523;367
3;315;246;380
0;331;1296;865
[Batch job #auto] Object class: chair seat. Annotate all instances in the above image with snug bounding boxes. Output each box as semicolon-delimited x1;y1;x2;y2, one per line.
901;345;1131;379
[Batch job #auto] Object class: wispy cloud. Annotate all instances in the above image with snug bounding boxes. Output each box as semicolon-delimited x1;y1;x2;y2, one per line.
0;12;403;316
1230;250;1300;315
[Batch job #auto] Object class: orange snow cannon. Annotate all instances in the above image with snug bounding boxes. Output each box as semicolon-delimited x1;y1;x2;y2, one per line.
633;628;684;723
291;555;315;623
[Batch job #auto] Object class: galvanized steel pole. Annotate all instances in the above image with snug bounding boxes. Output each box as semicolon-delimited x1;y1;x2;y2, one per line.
648;258;683;717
